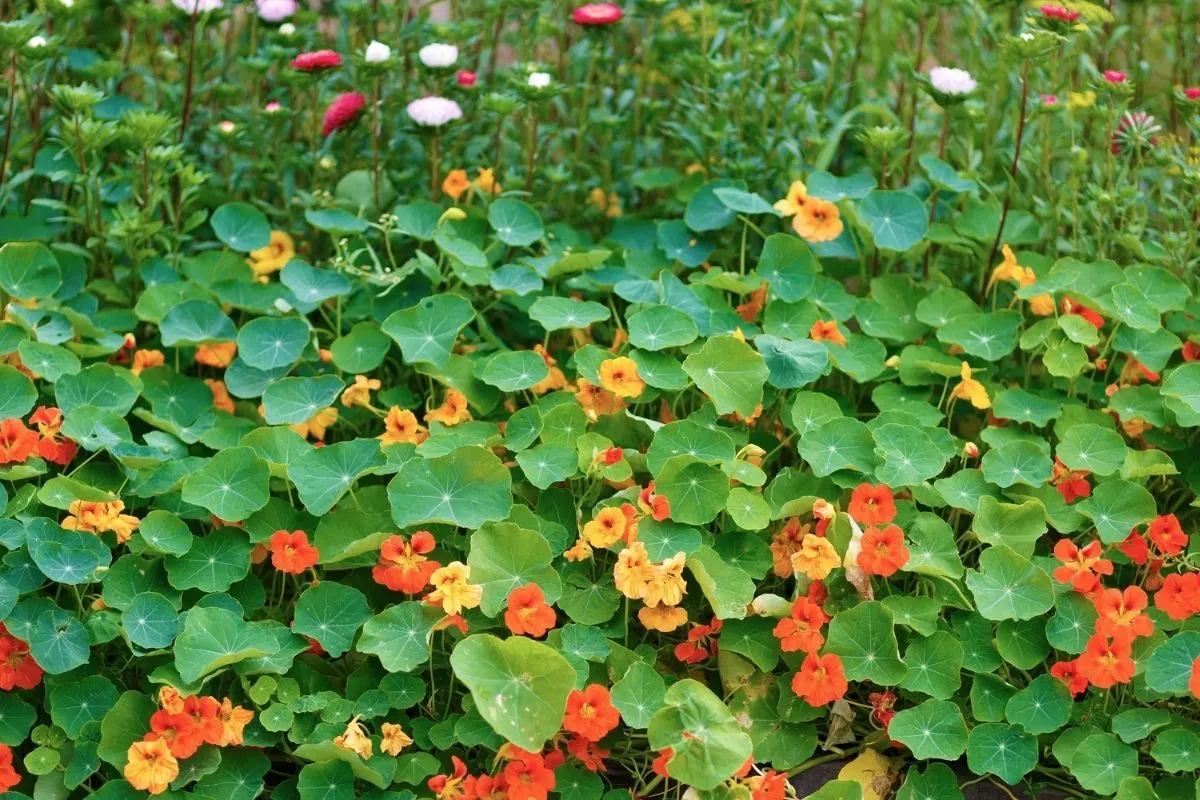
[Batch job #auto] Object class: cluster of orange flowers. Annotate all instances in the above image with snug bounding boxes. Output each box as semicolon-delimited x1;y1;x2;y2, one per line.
1050;517;1200;698
426;685;620;800
62;498;141;543
377;387;473;447
0;406;78;467
123;688;253;795
773;180;844;243
441;167;501;201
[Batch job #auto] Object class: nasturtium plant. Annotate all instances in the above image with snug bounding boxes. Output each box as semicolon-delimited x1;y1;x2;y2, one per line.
0;2;1197;800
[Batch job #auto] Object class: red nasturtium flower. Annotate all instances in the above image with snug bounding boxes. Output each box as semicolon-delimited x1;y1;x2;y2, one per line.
504;583;556;638
1092;586;1155;644
373;532;440;593
652;748;673;778
637;482;670;521
571;3;623;26
29;406;77;466
322;92;366;136
746;770;787;800
1190;656;1200;700
1154;572;1200;620
502;751;556;800
1052;538;1113;593
1147;514;1188;556
1050;660;1088;697
857;524;910;577
809;319;846;346
1052;458;1091;503
791;652;848;706
0;418;39;464
0;624;43;690
428;755;469;800
1119;530;1150;565
674;618;721;664
149;708;207;758
562;685;620;742
772;597;828;654
847;483;896;526
291;49;342;71
0;744;19;793
1076;634;1135;689
269;529;319;573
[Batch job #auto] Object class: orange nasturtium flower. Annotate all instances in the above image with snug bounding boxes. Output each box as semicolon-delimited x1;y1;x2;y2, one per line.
426;388;472;426
0;625;43;690
0;418;40;465
341;374;381;408
1190;657;1200;700
1148;514;1188;556
62;500;141;543
809;320;846;346
643;553;687;608
791;652;848;706
769;518;811;577
598;357;645;398
334;717;373;759
504;583;556;638
0;745;19;794
269;529;319;574
638;603;688;632
792;197;843;243
575;378;625;418
1051;539;1113;593
950;361;990;409
1092;586;1155;644
773;180;808;217
562;685;620;742
29;406;78;465
381;723;414;756
582;506;630;549
289;406;338;441
847;483;896;526
857;524;910;577
194;341;237;368
373;532;440;593
613;541;656;600
773;597;829;654
247;230;295;277
1076;634;1135;689
205;379;236;413
216;698;254;746
131;348;165;375
429;755;469;800
442;168;471;200
790;534;840;580
379;406;429;446
427;562;483;615
124;738;179;795
473;168;501;196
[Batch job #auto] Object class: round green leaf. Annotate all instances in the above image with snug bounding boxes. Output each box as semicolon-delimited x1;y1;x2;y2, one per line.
292;581;371;658
358;601;443;673
966;724;1037;784
237;317;312;371
1057;423;1127;477
0;241;62;299
181;448;271;522
381;294;476;369
165;528;252;592
467;522;562;616
479;351;549;392
647;678;754;790
527;296;610;332
859;190;928;252
898;631;963;700
628;305;700;351
450;634;576;752
655;456;730;525
824;601;905;685
965;546;1054;621
121;592;180;649
211;202;271;252
1070;734;1138;795
888;699;968;760
489;198;544;247
1005;675;1071;735
387;446;513;529
681;335;769;417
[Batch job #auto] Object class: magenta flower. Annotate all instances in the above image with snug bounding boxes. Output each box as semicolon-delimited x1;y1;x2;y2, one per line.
322;92;366;137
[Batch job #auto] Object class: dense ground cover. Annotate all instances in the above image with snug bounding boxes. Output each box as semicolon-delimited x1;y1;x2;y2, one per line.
0;0;1198;798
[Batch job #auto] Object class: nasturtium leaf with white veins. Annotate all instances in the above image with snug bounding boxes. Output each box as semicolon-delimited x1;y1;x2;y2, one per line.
888;699;968;760
450;634;575;752
965;546;1054;621
681;336;769;417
